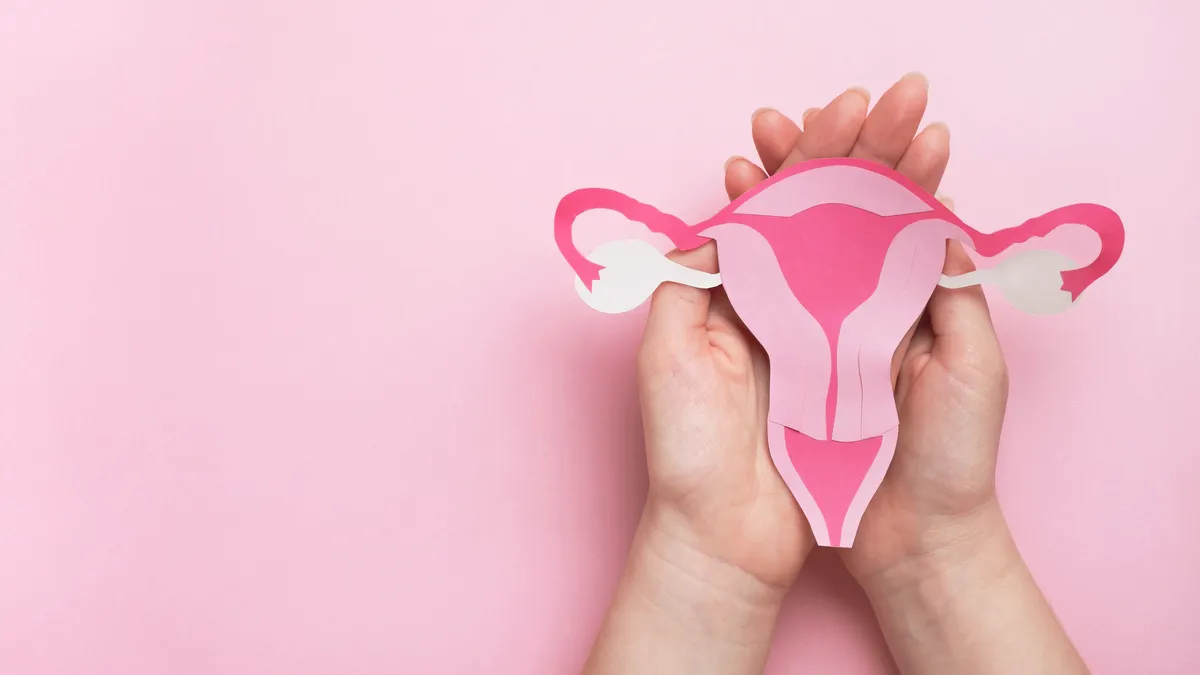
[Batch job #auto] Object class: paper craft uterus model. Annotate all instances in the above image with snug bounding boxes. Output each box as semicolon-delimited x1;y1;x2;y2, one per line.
555;158;1124;547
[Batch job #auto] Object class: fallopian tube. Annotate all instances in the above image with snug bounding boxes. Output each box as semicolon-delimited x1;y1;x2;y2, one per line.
555;158;1124;547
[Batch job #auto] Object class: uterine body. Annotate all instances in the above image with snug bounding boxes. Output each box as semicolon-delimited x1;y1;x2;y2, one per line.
706;209;964;547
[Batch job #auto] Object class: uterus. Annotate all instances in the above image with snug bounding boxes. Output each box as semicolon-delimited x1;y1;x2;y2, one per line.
556;158;1123;547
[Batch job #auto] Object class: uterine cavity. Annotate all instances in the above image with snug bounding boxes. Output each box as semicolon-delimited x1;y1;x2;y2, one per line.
735;205;926;436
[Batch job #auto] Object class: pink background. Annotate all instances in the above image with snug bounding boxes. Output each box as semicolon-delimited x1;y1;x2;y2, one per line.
0;1;1197;673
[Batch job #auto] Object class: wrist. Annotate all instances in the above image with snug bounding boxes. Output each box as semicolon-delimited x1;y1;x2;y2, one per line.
852;501;1089;674
856;498;1029;658
857;498;1016;602
585;504;788;674
627;502;788;646
858;501;1022;673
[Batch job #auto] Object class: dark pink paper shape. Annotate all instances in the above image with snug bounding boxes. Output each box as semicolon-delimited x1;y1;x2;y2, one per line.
555;158;1124;547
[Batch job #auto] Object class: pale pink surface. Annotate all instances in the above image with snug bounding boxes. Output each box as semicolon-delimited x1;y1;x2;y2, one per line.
0;1;1197;674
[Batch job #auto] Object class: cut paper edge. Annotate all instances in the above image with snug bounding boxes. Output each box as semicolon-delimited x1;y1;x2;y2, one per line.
768;422;829;545
831;219;962;442
840;427;898;547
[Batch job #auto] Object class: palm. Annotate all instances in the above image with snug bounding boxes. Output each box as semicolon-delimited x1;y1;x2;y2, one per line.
639;285;810;588
841;312;1006;578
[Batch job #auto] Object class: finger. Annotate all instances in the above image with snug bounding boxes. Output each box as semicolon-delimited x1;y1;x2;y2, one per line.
724;155;769;200
706;285;747;333
705;284;758;366
895;122;951;194
895;314;934;406
780;87;870;170
751;108;802;175
849;72;929;168
927;241;1001;361
890;321;919;388
936;193;955;211
800;107;821;129
642;243;719;346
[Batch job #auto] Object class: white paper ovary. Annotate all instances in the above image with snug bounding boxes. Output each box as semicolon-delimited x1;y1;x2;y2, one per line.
573;239;721;314
939;249;1078;315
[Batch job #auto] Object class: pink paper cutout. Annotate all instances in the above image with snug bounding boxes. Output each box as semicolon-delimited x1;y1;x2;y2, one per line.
555;158;1125;547
784;427;883;548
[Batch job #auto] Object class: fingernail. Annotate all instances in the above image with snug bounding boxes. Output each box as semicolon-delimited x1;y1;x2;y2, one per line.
751;107;776;123
724;155;744;171
847;86;871;102
799;107;820;130
904;71;929;88
926;120;951;135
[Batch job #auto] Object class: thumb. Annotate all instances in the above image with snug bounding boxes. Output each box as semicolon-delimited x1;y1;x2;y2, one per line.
642;242;719;348
928;241;1004;369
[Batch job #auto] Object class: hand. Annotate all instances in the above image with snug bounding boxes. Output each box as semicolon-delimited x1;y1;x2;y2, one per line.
842;240;1009;584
